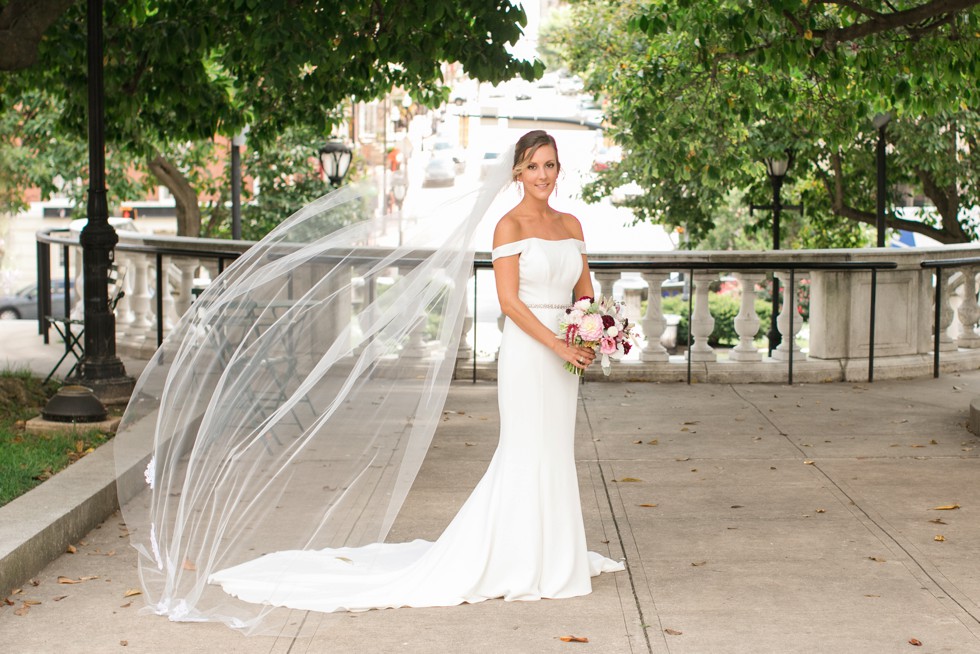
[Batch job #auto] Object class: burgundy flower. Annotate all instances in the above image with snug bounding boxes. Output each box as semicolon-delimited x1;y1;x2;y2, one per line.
601;314;615;329
623;341;631;355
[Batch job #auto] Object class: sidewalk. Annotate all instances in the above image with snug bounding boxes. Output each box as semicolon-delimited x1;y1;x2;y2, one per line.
1;320;979;653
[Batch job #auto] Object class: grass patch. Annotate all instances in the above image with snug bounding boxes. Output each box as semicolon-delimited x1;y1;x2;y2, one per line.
0;369;111;507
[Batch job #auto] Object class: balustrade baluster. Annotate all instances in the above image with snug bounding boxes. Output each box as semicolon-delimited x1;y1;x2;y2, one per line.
114;254;134;332
640;272;669;362
955;267;980;348
174;258;199;317
773;274;803;361
159;256;177;332
690;273;716;362
938;269;957;351
594;271;620;303
130;254;154;334
731;273;764;362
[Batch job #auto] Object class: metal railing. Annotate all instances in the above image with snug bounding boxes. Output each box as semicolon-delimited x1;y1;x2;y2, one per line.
921;256;980;378
473;258;898;385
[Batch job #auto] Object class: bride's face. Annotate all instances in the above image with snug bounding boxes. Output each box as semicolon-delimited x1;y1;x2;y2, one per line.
519;145;559;200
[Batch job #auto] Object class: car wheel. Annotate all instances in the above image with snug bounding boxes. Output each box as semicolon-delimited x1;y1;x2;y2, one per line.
0;308;21;320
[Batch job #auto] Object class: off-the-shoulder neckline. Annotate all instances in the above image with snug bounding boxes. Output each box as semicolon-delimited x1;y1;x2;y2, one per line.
492;236;585;250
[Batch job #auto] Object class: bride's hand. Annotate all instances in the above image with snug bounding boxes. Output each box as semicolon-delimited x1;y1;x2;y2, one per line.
555;342;596;370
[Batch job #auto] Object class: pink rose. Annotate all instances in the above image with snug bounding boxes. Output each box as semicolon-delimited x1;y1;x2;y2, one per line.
578;314;604;341
600;337;618;355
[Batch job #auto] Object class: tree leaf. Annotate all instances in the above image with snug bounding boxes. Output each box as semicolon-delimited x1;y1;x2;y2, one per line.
558;635;589;643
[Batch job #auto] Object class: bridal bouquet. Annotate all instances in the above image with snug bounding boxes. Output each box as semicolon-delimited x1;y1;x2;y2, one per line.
559;296;635;376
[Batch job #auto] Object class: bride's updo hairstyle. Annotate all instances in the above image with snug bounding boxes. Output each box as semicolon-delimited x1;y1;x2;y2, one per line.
512;130;560;181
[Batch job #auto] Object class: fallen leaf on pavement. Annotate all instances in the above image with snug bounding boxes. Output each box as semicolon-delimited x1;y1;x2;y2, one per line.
638;503;658;507
66;544;76;554
123;589;142;597
691;561;707;567
182;560;197;571
23;599;41;606
932;504;960;510
934;535;946;542
558;635;589;643
815;509;826;513
909;638;922;646
13;604;30;617
803;460;815;465
647;439;659;445
52;595;68;601
869;556;886;562
120;640;129;647
929;519;947;525
664;628;683;636
57;576;80;584
120;602;132;608
618;477;642;482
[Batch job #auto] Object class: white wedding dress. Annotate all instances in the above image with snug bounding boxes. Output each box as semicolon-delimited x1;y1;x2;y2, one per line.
208;236;624;612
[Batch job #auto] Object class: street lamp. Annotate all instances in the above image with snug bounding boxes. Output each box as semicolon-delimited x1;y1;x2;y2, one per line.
72;0;133;402
873;113;891;247
751;150;802;356
231;125;249;240
318;141;353;186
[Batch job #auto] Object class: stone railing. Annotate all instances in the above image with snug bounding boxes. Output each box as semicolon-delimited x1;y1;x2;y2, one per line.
35;228;980;383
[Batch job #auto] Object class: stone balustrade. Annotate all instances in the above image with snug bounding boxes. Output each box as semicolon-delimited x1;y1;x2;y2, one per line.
37;228;980;383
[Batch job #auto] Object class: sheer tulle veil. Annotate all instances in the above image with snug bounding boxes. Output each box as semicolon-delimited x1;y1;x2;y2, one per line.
113;143;518;632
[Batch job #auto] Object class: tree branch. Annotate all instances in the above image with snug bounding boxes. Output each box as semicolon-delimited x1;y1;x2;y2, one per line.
147;153;201;237
0;0;76;71
817;150;967;243
810;0;980;49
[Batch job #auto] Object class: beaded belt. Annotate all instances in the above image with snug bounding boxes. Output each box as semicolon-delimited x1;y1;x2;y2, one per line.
526;303;570;310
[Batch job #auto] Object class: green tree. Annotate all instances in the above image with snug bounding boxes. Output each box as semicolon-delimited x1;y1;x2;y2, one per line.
2;0;543;235
547;0;980;246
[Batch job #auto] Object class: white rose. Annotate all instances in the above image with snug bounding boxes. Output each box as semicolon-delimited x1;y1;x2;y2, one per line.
606;325;619;337
573;297;593;311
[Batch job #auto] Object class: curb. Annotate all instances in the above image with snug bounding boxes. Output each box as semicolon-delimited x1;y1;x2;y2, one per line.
0;439;139;597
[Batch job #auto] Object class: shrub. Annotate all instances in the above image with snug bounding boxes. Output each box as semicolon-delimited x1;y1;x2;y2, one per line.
662;295;772;347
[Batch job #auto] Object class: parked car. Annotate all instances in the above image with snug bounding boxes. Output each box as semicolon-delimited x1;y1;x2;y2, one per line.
0;279;71;320
577;97;604;125
423;157;457;187
479;151;501;179
431;140;466;174
558;75;584;95
592;146;622;172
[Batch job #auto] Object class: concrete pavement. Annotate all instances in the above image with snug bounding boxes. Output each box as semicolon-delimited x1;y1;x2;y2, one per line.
1;320;979;653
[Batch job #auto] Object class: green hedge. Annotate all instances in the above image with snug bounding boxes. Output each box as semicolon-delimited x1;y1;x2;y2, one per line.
662;294;773;347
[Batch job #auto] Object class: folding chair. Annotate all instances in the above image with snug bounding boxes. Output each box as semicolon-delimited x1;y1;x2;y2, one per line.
45;268;126;383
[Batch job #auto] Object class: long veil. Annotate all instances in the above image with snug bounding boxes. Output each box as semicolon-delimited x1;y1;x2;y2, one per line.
113;144;516;633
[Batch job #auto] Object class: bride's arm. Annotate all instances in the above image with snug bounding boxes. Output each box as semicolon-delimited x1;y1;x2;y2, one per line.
493;222;595;370
565;215;594;300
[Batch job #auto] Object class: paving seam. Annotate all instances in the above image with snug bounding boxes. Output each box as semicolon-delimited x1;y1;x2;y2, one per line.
731;384;980;639
581;391;658;654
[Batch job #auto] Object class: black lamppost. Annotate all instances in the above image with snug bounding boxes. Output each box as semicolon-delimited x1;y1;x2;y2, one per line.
873;113;891;247
71;0;133;402
318;141;353;186
231;126;249;240
751;151;802;356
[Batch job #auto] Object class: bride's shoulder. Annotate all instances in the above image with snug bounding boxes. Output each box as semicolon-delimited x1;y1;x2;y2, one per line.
558;212;586;241
493;213;523;248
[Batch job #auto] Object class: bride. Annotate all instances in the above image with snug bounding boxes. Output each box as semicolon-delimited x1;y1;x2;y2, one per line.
116;130;623;631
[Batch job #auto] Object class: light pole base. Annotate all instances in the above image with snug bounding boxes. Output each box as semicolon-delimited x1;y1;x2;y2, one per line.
65;373;135;406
